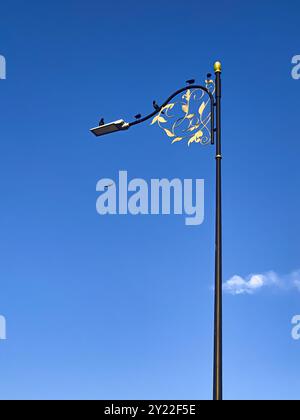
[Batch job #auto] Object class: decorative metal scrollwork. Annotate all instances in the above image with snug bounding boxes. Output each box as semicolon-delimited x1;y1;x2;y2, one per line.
151;79;215;146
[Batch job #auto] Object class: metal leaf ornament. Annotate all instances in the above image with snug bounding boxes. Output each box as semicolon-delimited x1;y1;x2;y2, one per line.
151;79;215;146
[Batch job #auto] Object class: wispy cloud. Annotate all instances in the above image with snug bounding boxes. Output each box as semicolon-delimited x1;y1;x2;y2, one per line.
223;270;300;295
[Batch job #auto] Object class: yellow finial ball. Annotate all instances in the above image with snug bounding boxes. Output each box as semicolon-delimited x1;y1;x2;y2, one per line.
214;61;222;73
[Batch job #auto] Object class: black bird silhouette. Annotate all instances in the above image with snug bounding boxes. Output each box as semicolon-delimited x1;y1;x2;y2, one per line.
186;79;195;85
134;114;142;120
99;118;105;126
153;100;165;114
153;100;160;111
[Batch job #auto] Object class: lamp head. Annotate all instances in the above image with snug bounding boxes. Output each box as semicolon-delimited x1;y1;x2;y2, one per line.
90;119;129;137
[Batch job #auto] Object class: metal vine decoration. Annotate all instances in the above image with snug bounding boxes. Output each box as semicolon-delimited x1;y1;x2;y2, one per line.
151;79;215;146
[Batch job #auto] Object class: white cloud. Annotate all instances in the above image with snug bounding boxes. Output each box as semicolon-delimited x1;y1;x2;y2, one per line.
223;270;300;295
290;270;300;292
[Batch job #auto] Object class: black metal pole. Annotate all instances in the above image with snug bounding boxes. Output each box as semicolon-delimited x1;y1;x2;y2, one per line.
213;61;222;401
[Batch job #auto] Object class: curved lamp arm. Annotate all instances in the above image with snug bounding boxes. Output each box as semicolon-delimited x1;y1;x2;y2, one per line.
91;84;215;145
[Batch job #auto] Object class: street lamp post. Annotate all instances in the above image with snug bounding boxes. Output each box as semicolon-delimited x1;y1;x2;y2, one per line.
90;61;223;400
213;61;222;401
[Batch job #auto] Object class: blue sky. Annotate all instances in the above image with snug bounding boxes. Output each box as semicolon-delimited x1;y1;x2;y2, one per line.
0;0;299;400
